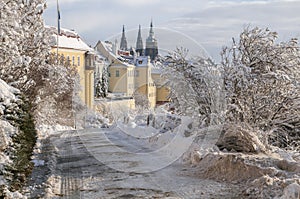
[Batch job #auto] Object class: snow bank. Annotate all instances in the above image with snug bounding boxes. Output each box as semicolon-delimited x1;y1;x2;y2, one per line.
184;148;300;198
36;124;74;138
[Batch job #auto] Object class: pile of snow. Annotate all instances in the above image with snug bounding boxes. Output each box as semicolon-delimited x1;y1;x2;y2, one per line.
183;144;300;198
216;124;267;153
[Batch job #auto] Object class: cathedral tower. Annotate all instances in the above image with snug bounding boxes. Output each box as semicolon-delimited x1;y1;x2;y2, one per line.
145;20;158;61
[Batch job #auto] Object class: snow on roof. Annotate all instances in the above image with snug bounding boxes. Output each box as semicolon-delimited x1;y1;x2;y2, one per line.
151;62;163;74
46;26;93;52
135;56;150;67
100;41;121;60
97;41;134;67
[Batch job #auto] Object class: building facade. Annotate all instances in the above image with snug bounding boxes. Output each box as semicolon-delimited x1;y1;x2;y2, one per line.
48;26;95;109
134;56;156;108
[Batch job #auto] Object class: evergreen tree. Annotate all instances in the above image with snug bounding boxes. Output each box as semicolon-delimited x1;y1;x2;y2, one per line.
95;66;108;98
101;66;109;97
95;78;102;98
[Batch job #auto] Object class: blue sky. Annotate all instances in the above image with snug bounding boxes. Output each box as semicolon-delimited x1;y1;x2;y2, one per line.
43;0;300;61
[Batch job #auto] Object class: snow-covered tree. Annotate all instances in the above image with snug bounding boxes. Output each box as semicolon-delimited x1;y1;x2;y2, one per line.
34;52;79;126
0;0;49;99
221;27;300;148
95;79;102;98
162;48;226;127
101;66;109;97
95;66;108;98
133;90;150;110
1;0;81;126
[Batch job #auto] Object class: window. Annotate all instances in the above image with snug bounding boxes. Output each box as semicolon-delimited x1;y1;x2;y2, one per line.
72;56;75;66
116;70;120;77
77;56;80;66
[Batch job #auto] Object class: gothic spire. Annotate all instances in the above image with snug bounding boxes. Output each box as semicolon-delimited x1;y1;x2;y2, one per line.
120;25;128;50
149;19;154;38
136;25;144;55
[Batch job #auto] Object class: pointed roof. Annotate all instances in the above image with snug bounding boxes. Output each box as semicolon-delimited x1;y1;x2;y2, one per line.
120;25;128;50
149;20;154;38
136;24;143;51
146;19;157;44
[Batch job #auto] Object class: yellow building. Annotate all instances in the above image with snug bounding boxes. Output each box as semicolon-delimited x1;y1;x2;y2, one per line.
134;57;156;108
95;40;170;109
48;26;95;109
108;62;135;97
151;66;170;105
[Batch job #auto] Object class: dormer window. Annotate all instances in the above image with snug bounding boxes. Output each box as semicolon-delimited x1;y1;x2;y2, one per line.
138;60;143;64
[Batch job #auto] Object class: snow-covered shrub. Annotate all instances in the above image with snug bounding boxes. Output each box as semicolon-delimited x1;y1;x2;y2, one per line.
0;79;35;196
33;53;81;127
221;27;300;149
133;91;150;111
162;48;226;127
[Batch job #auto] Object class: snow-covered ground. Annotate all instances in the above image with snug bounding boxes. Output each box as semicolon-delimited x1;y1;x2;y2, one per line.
1;97;293;198
26;127;243;198
25;112;300;198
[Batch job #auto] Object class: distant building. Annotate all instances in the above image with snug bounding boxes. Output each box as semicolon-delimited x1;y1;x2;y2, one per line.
121;21;159;61
94;21;169;109
48;26;95;109
145;21;158;61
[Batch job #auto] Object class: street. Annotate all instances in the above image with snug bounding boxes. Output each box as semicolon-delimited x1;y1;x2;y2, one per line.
28;128;242;199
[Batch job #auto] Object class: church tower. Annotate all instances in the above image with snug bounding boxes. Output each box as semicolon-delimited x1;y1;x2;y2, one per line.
145;20;158;61
120;25;128;50
136;25;144;56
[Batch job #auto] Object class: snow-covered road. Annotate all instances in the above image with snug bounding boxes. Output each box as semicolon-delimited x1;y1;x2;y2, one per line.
28;127;242;198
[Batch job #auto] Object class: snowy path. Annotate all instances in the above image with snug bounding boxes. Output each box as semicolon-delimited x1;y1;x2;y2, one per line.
30;128;242;198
